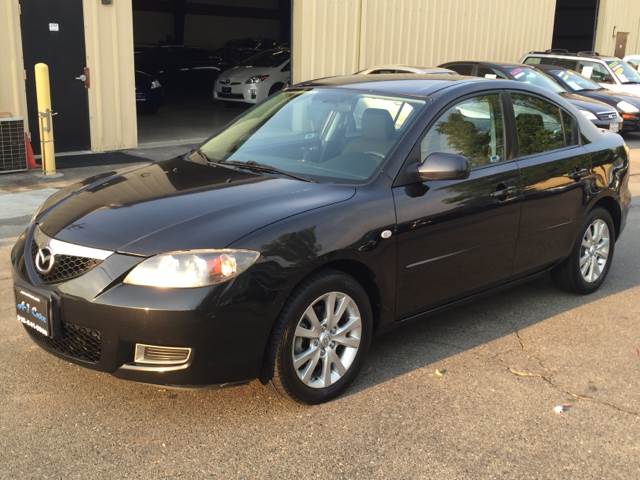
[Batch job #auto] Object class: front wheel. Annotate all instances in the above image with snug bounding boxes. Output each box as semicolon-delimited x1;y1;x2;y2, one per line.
552;207;615;294
269;271;373;404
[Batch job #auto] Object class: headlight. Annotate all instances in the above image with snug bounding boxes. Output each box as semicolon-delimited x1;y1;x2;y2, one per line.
123;249;260;288
150;80;162;89
617;100;639;113
578;109;598;121
245;74;270;84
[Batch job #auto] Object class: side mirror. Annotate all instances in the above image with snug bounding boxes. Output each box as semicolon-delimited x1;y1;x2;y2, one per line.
417;152;470;181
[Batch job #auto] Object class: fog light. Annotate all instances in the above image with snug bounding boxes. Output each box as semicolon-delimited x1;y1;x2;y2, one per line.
134;343;191;366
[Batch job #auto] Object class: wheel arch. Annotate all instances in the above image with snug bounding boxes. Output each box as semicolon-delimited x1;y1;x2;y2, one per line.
591;195;622;239
258;258;382;383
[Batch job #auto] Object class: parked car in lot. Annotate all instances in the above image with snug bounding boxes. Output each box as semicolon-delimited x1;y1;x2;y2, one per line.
135;44;229;90
13;75;630;403
520;50;640;95
357;65;456;75
441;61;622;131
214;48;290;103
135;70;163;114
535;63;640;131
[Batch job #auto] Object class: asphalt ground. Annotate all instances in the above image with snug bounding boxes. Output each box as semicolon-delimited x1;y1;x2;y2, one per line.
0;137;639;479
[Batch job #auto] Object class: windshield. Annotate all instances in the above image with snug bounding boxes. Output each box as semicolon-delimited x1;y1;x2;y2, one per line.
240;49;289;67
549;69;601;92
606;60;640;84
199;89;426;183
507;67;566;94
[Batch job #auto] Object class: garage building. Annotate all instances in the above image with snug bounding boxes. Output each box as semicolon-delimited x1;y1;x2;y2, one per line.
0;0;638;157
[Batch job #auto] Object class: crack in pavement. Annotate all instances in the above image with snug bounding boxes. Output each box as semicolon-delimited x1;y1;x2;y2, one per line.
504;322;640;418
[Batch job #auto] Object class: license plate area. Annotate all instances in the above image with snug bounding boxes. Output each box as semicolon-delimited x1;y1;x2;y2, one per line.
221;86;232;93
610;122;620;132
15;285;57;338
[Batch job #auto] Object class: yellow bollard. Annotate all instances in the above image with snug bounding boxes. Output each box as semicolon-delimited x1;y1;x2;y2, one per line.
34;63;56;175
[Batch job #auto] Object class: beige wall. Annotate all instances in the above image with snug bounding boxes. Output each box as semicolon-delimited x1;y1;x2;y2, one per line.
0;0;28;123
595;0;640;56
293;0;556;83
83;0;137;152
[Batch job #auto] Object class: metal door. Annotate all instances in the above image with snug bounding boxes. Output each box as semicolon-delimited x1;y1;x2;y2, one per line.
20;0;91;153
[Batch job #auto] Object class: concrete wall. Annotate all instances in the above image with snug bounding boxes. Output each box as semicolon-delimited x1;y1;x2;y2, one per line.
595;0;640;56
293;0;557;83
0;0;28;124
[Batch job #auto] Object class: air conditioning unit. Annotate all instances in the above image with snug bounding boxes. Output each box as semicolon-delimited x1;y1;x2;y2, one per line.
0;117;28;173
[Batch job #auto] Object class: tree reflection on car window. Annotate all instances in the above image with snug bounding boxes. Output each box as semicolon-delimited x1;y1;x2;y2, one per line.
420;94;505;168
512;93;566;156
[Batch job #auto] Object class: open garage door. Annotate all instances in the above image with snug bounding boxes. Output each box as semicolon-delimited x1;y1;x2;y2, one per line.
132;0;291;147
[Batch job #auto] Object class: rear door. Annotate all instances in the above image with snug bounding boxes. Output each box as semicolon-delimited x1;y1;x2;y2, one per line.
508;91;590;274
393;92;521;318
20;0;90;153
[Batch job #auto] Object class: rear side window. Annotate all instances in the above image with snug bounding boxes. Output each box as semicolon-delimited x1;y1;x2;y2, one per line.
420;94;505;168
478;66;507;79
577;61;615;84
446;63;474;75
523;56;542;65
511;93;577;156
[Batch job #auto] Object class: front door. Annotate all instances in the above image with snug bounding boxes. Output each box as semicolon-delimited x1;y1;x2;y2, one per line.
393;92;521;318
20;0;91;153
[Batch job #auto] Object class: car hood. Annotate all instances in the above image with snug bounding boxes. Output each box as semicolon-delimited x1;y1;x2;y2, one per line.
602;83;640;95
218;65;277;82
575;89;640;110
562;92;616;113
37;158;355;256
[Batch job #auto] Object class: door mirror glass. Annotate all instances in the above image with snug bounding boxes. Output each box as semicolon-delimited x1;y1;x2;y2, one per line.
418;152;470;181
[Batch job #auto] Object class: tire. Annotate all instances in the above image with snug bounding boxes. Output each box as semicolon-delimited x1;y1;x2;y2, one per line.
269;270;373;404
552;207;615;294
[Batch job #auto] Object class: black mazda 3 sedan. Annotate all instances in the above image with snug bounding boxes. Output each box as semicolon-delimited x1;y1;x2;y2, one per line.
12;75;631;404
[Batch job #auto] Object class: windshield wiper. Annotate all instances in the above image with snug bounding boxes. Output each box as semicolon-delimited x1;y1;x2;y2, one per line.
217;160;314;182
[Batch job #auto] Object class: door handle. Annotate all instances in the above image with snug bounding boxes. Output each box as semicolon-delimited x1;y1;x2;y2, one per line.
490;184;518;201
568;167;590;181
75;67;90;88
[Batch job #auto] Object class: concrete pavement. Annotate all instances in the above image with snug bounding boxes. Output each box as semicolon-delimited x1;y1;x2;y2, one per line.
0;139;638;479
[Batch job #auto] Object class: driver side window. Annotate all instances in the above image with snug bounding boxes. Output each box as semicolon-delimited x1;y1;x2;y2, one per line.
420;94;505;169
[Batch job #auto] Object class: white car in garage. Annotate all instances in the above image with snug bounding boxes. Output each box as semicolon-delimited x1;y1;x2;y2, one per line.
214;48;290;104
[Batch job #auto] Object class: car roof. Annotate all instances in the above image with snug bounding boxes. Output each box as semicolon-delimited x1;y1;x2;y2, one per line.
444;61;532;71
296;74;487;97
363;65;454;73
523;52;618;62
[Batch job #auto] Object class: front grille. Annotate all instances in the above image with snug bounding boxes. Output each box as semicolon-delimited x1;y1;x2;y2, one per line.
597;111;618;121
27;321;102;363
31;242;101;284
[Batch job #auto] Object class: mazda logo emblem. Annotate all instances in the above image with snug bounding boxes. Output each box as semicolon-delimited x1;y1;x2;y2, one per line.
35;246;55;274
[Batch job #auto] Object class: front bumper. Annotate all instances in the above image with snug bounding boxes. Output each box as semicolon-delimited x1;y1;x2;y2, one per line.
11;229;279;387
213;82;265;104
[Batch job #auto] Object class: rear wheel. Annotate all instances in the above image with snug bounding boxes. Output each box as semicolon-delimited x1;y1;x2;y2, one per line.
552;207;615;294
269;271;372;404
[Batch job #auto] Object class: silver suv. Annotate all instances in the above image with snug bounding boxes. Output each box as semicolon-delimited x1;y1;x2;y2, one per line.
520;50;640;96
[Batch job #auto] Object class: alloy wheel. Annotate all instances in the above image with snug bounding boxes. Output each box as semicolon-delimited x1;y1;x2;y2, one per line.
291;292;362;389
579;219;610;283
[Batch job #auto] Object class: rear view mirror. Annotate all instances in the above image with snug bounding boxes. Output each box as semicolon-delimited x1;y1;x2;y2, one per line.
418;152;470;181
